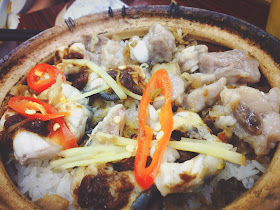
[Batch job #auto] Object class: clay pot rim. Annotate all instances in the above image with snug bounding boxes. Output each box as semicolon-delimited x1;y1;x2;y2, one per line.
0;5;280;209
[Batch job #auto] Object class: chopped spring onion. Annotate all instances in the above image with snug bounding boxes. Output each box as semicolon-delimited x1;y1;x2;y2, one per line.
121;86;142;101
94;132;230;149
51;144;131;169
57;144;122;157
50;153;107;168
169;140;246;166
180;138;233;150
92;132;138;147
94;132;246;166
52;130;245;170
54;151;131;170
63;59;127;100
67;84;110;102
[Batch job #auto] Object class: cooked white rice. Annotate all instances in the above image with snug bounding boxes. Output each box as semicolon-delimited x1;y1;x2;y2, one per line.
11;160;74;205
9;158;266;209
210;160;267;190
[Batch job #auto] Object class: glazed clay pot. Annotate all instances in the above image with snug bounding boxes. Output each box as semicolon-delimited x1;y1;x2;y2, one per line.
0;6;280;209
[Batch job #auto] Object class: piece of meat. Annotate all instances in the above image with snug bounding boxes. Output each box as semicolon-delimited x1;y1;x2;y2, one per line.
100;40;126;68
219;86;280;155
0;110;63;164
62;83;89;106
184;77;226;112
220;86;276;115
169;73;186;102
214;115;237;131
199;49;260;84
79;35;110;64
88;104;126;146
155;154;224;196
237;86;274;113
57;102;90;141
79;34;109;54
97;104;126;136
151;110;219;197
0;110;59;165
143;23;176;63
93;35;110;54
34;194;69;210
262;113;280;143
234;112;280;155
153;72;186;109
189;73;217;88
265;87;280;113
234;122;275;156
173;45;208;73
173;113;221;196
13;130;61;165
233;102;263;135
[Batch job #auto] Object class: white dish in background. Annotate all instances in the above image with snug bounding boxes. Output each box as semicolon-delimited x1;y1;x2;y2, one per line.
10;0;35;14
0;0;23;59
63;0;127;20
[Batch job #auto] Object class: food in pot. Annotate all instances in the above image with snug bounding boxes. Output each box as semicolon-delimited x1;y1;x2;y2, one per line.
1;23;278;209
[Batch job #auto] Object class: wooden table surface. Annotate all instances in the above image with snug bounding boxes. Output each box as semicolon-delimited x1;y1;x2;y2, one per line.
18;0;271;31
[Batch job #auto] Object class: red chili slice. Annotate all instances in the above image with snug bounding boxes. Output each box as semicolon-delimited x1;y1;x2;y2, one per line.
134;69;173;189
8;96;69;121
27;63;66;93
8;96;77;149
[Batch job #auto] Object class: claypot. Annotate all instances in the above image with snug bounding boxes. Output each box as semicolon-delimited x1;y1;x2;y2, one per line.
0;5;280;209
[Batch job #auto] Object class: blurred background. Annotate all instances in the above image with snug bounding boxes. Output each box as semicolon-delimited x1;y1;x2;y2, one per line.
0;0;277;59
